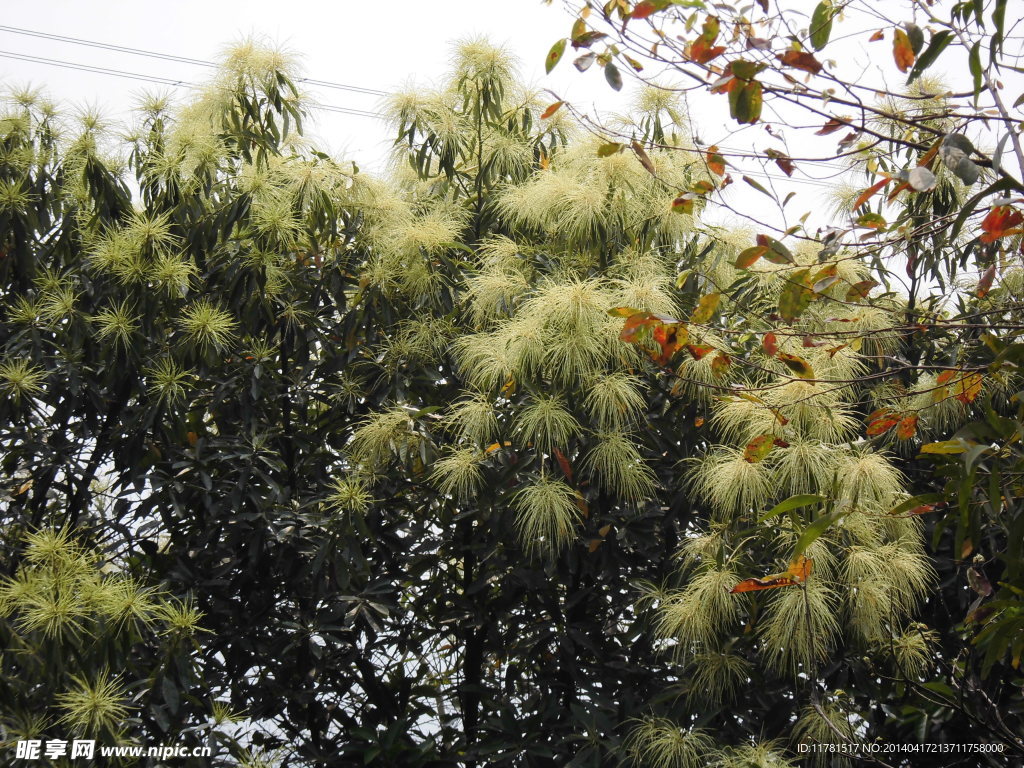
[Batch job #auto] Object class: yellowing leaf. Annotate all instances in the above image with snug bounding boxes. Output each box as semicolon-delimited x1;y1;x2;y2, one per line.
777;352;815;379
735;245;768;268
690;292;721;323
893;28;916;73
706;145;727;175
743;434;776;463
919;440;966;455
711;352;731;377
546;39;568;74
845;280;878;302
631;140;656;174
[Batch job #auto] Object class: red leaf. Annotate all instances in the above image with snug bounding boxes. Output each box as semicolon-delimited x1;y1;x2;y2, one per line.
846;280;878;302
766;148;795;176
762;332;779;356
631;0;659;19
777;50;823;74
816;118;845;135
866;408;899;436
554;447;574;483
686;344;714;360
869;29;884;42
729;556;812;593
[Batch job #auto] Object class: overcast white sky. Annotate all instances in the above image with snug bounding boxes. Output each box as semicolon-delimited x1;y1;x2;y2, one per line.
0;0;1015;238
0;1;624;169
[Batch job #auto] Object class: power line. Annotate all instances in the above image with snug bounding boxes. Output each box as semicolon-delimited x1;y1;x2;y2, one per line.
0;43;848;190
0;50;191;88
0;50;385;120
0;24;389;97
0;24;858;175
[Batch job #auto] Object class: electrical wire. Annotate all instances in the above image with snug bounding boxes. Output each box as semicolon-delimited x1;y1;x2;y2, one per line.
0;24;388;96
0;35;849;190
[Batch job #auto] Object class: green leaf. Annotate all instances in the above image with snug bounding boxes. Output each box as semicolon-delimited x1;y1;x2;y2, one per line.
546;39;567;74
733;80;763;124
793;509;846;558
809;1;834;50
906;30;953;84
605;62;624;91
969;41;983;101
743;175;774;199
888;493;945;516
597;142;624;157
758;494;827;524
778;268;814;321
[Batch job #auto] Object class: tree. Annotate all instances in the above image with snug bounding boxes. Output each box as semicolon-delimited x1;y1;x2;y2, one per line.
541;0;1024;763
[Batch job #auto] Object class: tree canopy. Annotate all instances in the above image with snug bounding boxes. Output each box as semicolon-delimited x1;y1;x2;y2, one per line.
1;3;1024;765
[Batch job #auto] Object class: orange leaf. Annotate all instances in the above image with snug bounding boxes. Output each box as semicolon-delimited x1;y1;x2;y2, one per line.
735;245;767;269
706;145;727;175
695;416;705;427
980;205;1024;243
977;263;997;297
541;101;564;119
690;39;726;63
866;408;899;436
729;556;813;593
743;434;776;463
777;50;823;74
869;29;884;42
936;370;957;385
686;344;714;360
896;413;919;440
893;28;915;73
852;178;893;209
762;332;778;356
